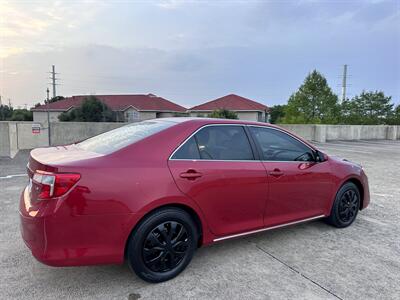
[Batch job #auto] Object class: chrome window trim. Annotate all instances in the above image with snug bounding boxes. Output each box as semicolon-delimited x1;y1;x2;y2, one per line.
171;158;309;163
213;214;325;242
168;123;316;163
168;123;255;161
170;159;261;162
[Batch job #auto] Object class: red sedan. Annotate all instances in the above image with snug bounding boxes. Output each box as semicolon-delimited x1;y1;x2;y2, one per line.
20;118;370;282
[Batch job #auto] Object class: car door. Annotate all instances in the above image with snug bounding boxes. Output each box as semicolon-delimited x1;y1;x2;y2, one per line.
168;124;268;237
248;126;334;227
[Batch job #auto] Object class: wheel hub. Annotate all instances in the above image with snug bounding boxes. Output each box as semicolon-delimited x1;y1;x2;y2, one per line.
142;221;189;273
338;189;359;223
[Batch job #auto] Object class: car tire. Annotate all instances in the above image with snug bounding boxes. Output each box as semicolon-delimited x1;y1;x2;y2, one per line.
327;182;360;228
127;208;198;283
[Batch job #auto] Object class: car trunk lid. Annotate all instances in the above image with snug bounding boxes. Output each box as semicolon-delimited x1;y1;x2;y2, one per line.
26;145;102;202
27;144;102;174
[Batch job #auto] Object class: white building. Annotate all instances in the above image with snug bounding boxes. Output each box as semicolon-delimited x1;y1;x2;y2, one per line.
188;94;270;122
32;94;187;122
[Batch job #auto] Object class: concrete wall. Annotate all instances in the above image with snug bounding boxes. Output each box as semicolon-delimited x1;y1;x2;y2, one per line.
279;124;400;143
0;122;11;157
0;122;21;157
50;122;125;145
325;125;387;141
17;122;49;150
279;124;315;141
8;123;18;157
398;127;400;140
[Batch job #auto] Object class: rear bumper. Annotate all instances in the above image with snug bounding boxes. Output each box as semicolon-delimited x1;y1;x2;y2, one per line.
19;187;141;267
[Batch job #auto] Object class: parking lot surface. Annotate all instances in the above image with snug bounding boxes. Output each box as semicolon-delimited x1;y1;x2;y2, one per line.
1;141;399;300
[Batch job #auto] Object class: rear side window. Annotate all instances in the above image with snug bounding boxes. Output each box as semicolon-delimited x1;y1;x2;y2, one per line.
77;121;175;154
172;125;254;160
249;126;314;161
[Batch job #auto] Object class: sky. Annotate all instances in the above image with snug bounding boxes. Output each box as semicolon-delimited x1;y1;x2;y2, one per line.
0;0;399;109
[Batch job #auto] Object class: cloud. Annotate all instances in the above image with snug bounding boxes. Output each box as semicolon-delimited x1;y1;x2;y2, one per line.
156;0;186;10
0;2;50;44
0;0;107;57
1;0;399;107
0;47;24;59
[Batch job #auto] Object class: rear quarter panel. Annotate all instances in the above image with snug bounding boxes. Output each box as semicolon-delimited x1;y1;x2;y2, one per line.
57;122;215;248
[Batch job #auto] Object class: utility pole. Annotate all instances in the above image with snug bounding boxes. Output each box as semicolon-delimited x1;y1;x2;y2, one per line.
52;65;56;98
8;98;11;107
341;64;348;103
47;65;60;147
47;109;51;146
49;65;60;99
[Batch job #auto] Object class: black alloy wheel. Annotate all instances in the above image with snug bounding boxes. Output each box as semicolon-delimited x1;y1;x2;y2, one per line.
143;221;189;273
338;189;359;223
127;208;197;283
327;182;360;228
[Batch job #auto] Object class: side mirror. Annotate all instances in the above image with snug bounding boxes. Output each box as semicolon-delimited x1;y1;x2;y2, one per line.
314;150;326;162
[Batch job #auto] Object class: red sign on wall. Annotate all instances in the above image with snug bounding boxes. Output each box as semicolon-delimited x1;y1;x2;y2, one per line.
32;124;41;134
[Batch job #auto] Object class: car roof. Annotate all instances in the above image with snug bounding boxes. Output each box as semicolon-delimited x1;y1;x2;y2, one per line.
159;117;290;133
157;117;271;126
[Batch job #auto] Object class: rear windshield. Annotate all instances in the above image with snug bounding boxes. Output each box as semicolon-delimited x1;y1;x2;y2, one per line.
77;120;176;154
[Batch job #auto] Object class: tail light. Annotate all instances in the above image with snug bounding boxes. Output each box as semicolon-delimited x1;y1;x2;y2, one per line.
32;170;81;200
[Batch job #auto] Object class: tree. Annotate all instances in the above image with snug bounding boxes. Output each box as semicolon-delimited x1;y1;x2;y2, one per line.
0;105;13;121
45;96;65;104
269;105;286;124
9;109;33;121
58;111;72;121
340;91;394;125
387;104;400;125
282;70;340;124
58;96;115;122
0;105;32;121
209;109;238;119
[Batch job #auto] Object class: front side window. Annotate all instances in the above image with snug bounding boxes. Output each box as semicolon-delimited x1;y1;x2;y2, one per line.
171;125;254;160
249;126;314;161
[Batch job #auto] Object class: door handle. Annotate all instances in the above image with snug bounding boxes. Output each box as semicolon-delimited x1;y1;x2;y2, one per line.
269;168;284;177
180;170;202;180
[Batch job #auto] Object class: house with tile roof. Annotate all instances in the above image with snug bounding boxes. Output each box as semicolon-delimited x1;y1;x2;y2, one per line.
188;94;270;122
31;94;187;122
